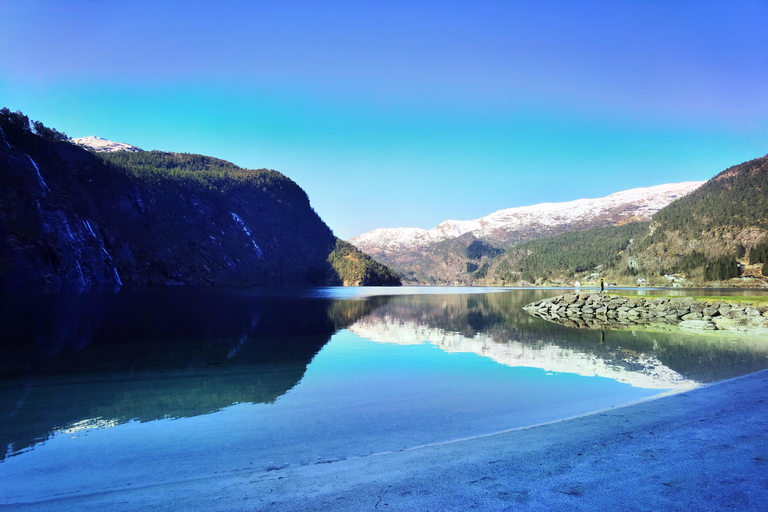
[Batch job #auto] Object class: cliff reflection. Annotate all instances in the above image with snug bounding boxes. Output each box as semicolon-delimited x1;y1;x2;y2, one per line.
348;291;768;388
0;289;389;460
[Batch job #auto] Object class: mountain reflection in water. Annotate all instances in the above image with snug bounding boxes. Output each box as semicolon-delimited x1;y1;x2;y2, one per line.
1;287;767;463
349;291;768;388
0;289;389;460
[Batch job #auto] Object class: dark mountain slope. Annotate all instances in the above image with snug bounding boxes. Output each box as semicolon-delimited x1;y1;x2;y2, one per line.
0;110;400;287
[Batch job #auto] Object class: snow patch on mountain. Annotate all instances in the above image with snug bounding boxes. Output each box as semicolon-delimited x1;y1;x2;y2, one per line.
71;136;142;153
350;181;704;253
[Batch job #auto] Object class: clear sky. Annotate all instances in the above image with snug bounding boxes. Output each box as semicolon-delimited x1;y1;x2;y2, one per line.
1;0;766;239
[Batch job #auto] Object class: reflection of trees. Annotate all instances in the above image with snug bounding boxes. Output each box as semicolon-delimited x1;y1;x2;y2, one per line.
0;291;389;460
355;292;768;385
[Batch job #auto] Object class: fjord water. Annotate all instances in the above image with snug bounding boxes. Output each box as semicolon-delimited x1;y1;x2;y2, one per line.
2;287;767;503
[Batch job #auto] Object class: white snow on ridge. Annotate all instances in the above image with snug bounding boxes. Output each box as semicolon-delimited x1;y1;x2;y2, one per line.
349;181;704;252
71;136;142;153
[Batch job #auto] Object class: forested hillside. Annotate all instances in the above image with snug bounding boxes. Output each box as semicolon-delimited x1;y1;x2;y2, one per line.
400;153;768;287
327;240;402;286
482;154;768;287
0;108;400;287
651;155;768;234
490;223;649;284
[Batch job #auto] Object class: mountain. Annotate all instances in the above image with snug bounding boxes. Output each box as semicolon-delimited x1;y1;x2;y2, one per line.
71;136;142;153
0;108;400;288
623;153;768;286
651;154;768;234
487;154;768;287
350;182;703;284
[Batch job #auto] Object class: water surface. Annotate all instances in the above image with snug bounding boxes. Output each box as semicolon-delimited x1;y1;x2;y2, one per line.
2;287;767;503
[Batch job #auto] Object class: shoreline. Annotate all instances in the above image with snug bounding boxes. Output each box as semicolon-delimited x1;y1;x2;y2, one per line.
8;370;768;511
524;292;768;333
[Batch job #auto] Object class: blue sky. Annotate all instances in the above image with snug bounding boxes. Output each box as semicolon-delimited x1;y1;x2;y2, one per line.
1;0;766;239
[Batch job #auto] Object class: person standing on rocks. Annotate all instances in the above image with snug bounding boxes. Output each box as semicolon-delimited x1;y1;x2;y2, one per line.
600;278;605;294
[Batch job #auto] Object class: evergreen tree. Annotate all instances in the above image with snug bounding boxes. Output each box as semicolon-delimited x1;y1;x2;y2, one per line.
749;240;768;264
704;256;739;280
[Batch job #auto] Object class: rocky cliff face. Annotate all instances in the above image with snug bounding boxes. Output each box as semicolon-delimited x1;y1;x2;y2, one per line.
0;118;399;288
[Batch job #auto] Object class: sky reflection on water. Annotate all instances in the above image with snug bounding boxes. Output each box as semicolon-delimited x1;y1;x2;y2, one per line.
1;287;767;503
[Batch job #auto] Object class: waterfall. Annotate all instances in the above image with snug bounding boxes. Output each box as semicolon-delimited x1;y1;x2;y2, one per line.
60;214;86;285
75;260;86;286
25;155;50;195
59;213;76;242
230;212;264;257
100;246;123;286
112;267;123;286
83;220;97;238
0;125;12;149
0;126;50;195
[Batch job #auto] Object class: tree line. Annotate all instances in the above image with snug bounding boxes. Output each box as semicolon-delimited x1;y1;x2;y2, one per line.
0;107;69;142
493;222;650;282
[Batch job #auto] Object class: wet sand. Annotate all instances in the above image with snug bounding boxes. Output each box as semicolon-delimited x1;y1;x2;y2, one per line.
5;370;768;511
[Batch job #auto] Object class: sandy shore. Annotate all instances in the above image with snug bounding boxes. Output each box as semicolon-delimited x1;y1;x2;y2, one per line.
6;370;768;511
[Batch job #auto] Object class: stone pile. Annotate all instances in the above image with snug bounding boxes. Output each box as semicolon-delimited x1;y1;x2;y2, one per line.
523;292;768;332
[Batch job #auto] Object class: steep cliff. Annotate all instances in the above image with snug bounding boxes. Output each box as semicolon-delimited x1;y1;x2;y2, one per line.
0;111;400;287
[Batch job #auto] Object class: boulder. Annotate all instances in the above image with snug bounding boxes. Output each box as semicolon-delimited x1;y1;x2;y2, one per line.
679;320;716;330
713;317;748;330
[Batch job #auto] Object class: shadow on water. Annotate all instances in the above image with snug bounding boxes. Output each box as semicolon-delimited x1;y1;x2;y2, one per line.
0;288;390;460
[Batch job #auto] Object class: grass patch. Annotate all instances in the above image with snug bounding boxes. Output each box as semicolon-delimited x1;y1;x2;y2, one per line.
606;293;768;305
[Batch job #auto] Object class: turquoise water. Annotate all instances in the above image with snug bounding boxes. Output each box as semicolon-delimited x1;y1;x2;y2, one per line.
1;287;767;503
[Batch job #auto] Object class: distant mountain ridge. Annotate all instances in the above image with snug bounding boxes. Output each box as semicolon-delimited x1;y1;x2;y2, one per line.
479;153;768;288
350;182;703;256
71;136;142;153
349;181;703;284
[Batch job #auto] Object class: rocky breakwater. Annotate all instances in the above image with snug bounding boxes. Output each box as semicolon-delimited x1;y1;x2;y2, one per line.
523;292;768;333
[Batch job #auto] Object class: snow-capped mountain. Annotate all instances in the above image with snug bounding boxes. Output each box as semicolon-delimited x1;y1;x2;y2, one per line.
71;136;142;153
350;182;704;255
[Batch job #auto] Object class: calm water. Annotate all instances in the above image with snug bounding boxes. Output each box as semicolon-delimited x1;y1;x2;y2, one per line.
2;286;768;503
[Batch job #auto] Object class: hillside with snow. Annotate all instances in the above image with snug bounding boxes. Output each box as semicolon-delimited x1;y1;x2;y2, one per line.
71;136;142;153
350;182;703;256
